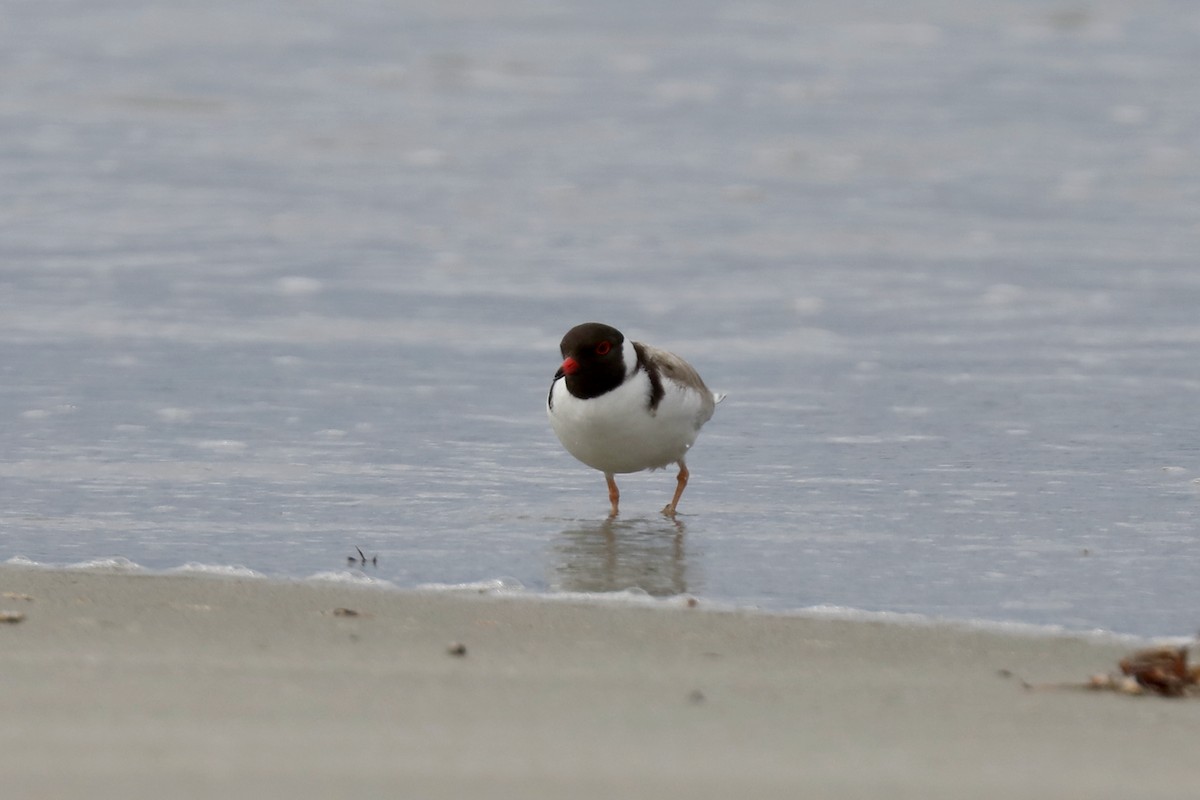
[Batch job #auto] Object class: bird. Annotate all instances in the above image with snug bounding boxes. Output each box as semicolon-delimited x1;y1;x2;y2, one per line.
547;322;723;517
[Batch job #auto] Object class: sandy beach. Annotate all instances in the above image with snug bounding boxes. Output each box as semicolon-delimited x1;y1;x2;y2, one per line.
1;566;1197;799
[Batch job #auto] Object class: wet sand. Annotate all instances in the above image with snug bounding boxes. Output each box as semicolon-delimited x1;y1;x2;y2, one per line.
1;565;1196;799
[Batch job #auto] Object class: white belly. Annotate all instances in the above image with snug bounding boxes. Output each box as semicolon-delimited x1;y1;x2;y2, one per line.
548;371;710;474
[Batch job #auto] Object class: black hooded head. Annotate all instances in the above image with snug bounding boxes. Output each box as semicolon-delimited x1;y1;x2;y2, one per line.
557;322;627;399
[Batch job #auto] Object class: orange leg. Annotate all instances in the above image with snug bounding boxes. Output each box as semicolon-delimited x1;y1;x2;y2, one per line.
605;473;620;517
662;461;689;517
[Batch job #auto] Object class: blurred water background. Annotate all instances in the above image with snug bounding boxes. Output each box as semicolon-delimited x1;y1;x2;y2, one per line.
3;0;1200;636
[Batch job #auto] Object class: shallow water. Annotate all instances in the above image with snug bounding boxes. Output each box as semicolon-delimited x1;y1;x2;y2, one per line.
3;0;1200;636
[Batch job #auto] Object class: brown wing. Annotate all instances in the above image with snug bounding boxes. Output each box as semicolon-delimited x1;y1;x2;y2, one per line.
636;342;719;424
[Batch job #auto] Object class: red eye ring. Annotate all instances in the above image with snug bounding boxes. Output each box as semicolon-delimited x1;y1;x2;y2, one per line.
595;341;611;356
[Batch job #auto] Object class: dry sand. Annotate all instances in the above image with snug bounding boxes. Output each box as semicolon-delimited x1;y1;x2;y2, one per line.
1;565;1197;799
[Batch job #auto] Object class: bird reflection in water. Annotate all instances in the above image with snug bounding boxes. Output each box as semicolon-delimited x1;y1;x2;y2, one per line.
552;516;697;597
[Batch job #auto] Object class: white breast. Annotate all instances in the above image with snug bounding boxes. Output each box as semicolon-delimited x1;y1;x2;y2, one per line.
548;368;714;475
